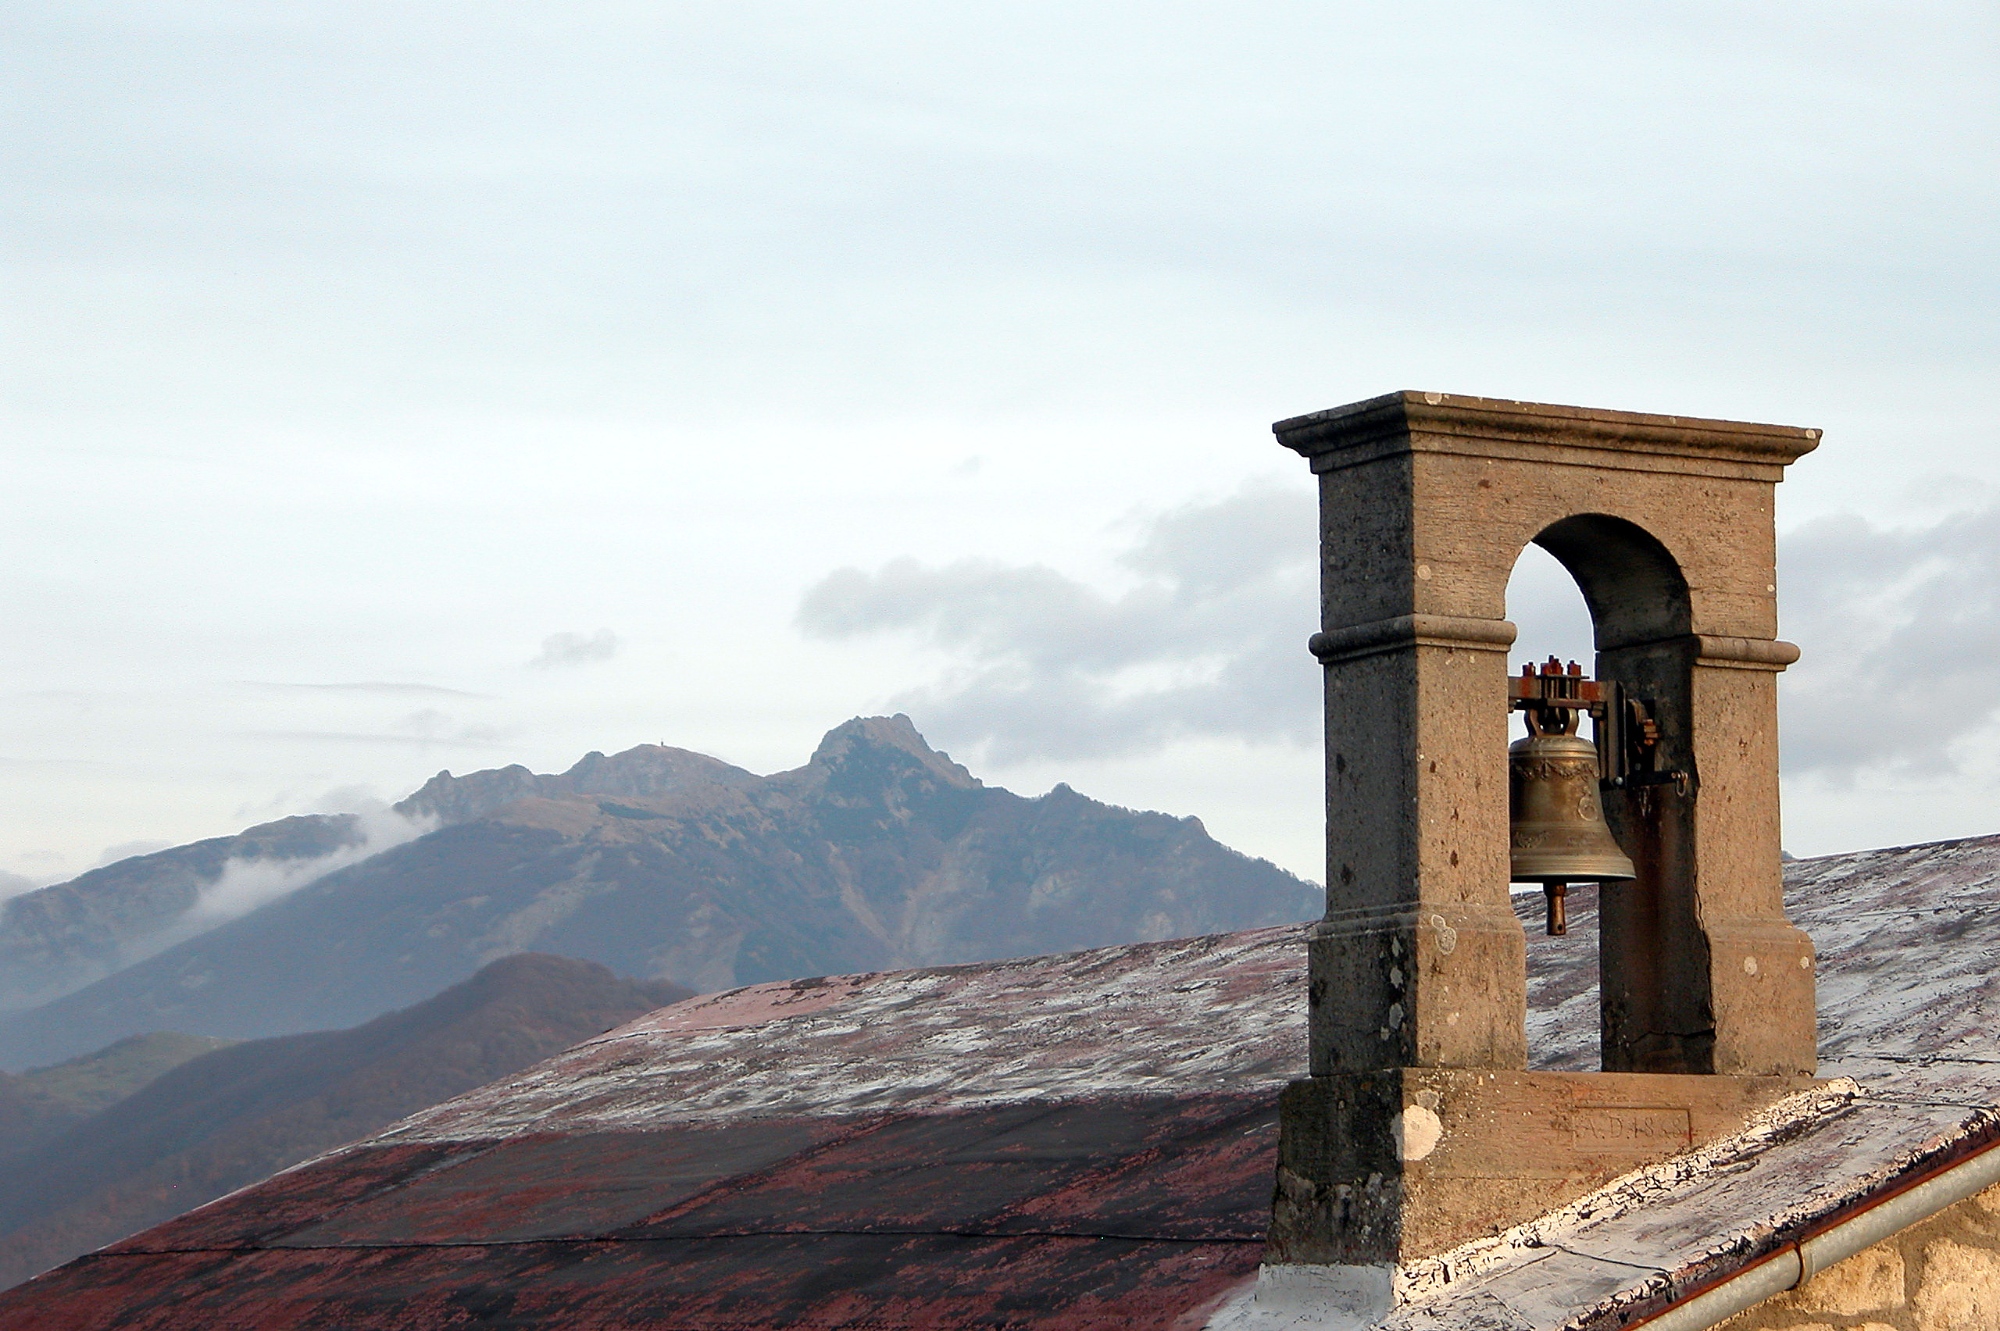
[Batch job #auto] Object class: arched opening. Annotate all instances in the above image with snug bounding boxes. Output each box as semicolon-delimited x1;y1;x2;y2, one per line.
1504;511;1696;1071
1505;543;1595;681
1532;513;1692;650
1505;542;1602;1071
1507;514;1699;1073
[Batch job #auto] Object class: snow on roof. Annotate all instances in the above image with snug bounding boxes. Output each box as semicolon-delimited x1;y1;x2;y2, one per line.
3;835;1999;1329
372;923;1308;1141
1368;836;2000;1329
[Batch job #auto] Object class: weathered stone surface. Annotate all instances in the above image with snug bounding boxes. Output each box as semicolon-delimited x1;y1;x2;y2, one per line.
1278;391;1819;1081
1913;1239;2000;1330
1268;1067;1815;1263
1273;392;1823;1274
1707;1160;2000;1329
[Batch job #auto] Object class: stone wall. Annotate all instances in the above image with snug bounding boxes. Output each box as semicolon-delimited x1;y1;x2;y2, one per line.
1721;1182;2000;1330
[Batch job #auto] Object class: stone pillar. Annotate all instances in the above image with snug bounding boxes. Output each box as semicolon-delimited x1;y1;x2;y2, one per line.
1306;560;1525;1074
1268;391;1822;1269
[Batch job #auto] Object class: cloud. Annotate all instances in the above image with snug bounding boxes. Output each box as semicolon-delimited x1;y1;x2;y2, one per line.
311;784;393;815
799;483;2000;784
1778;501;2000;778
236;681;491;698
244;711;506;749
529;629;620;670
797;484;1320;761
177;802;433;935
0;871;43;902
392;708;506;744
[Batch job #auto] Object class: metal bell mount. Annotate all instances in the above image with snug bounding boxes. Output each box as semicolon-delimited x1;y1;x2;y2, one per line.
1508;659;1636;936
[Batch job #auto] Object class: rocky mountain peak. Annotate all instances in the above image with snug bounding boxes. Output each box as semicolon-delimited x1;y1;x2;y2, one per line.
394;765;542;826
806;715;981;792
560;745;758;798
396;745;757;826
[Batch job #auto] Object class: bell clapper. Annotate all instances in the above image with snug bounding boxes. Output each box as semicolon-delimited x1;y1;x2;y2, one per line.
1544;882;1568;936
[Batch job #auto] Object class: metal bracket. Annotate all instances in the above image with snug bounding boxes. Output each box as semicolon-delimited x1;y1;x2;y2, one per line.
1511;658;1687;794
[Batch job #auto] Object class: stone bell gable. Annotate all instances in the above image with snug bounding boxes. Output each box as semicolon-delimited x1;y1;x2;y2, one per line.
1270;392;1824;1269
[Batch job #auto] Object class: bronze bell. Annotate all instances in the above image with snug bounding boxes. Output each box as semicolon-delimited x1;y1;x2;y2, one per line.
1509;694;1635;937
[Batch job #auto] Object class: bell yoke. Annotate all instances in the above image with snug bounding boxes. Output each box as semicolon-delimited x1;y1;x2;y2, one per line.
1506;656;1645;936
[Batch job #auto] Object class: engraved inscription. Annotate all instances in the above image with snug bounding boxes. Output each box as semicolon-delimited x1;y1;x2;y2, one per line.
1570;1107;1692;1154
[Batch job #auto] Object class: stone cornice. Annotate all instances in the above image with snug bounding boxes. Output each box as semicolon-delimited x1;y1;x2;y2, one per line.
1308;613;1518;664
1275;391;1821;480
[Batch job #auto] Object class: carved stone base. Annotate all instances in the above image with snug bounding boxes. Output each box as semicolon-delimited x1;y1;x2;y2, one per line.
1268;1068;1820;1265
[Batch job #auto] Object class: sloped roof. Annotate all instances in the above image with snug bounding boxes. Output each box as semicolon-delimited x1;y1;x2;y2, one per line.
1353;837;2000;1330
4;836;2000;1329
0;929;1304;1328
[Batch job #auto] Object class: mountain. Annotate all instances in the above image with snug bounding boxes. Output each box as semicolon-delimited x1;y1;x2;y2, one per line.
0;953;690;1291
0;717;1320;1069
0;1078;73;1169
16;1033;235;1120
394;741;761;825
0;816;361;1012
0;744;758;1017
0;1032;236;1165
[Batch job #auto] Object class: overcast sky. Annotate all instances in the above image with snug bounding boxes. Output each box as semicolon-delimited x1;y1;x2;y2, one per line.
2;3;1996;888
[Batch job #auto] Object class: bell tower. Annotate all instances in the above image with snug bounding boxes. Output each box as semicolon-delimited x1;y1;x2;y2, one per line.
1267;391;1822;1270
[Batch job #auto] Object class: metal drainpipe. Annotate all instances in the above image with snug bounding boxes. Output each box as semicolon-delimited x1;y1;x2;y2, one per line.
1632;1136;2000;1331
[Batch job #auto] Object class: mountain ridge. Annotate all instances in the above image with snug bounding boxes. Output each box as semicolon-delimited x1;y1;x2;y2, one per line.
0;954;689;1291
0;738;799;1017
396;741;763;827
0;816;363;1013
0;717;1318;1069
